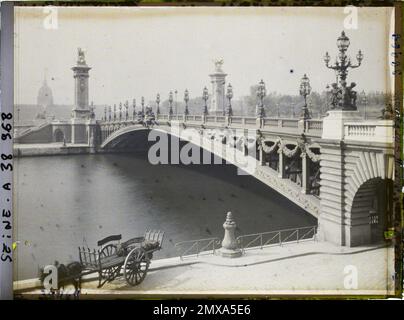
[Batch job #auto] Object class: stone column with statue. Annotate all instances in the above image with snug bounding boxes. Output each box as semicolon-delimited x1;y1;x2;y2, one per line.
209;59;227;116
71;48;93;144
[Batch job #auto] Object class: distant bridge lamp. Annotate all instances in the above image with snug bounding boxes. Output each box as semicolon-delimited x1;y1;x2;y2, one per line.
132;99;136;119
156;94;160;115
175;90;178;116
226;83;233;117
124;101;129;120
168;91;174;115
184;89;190;115
360;90;368;119
202;87;209;115
299;73;311;120
256;79;266;118
141;96;145;114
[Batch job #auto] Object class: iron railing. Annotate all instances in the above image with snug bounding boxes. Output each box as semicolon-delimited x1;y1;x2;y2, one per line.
174;237;221;260
236;225;317;253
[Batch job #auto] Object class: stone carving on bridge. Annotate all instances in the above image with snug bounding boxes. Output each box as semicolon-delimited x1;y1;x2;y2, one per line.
279;141;300;158
304;144;321;163
77;48;86;65
212;58;224;73
329;81;357;110
258;137;280;154
255;166;320;217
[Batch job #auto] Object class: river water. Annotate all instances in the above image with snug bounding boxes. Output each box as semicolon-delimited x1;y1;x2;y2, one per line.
13;153;316;280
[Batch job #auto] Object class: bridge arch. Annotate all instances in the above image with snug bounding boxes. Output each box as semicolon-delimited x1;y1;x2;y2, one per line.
100;124;321;218
349;177;393;245
344;151;394;246
53;128;64;142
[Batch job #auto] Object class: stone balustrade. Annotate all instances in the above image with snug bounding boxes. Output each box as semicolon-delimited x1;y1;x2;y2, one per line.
344;120;394;143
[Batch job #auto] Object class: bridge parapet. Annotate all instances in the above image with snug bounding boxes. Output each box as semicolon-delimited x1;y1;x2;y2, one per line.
149;113;324;137
344;120;394;144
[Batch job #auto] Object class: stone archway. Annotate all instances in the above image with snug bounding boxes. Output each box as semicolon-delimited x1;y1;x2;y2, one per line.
54;129;64;142
350;178;393;245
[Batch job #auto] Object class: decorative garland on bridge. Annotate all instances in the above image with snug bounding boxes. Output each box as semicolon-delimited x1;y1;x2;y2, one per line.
279;141;300;158
304;144;321;163
258;137;280;154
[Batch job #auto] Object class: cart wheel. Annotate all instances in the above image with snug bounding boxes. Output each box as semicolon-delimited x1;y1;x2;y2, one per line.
123;247;150;286
100;244;120;280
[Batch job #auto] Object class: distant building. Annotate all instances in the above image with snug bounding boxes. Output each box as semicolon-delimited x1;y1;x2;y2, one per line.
36;75;54;119
37;77;54;108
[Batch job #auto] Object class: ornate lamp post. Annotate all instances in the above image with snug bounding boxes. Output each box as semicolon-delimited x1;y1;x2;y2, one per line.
108;105;112;122
125;100;129;120
202;87;209;115
256;79;266;118
119;102;122;121
168;91;174;115
360;90;368;119
299;74;312;120
156;93;160;115
324;31;363;110
225;83;233;117
184;89;189;115
175;90;178;116
132;99;136;120
113;104;117;121
141;96;145;115
103;106;107;121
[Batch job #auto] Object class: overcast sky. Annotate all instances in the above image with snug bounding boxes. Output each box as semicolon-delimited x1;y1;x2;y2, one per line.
14;6;393;106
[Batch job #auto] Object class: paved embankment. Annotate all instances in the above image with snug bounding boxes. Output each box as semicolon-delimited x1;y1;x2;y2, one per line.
14;241;395;298
14;143;92;156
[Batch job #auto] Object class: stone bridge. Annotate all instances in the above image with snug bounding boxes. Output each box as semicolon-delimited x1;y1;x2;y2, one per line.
15;111;394;247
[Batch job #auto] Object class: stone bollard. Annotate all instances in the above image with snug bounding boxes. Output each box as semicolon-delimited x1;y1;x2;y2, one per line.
219;212;242;258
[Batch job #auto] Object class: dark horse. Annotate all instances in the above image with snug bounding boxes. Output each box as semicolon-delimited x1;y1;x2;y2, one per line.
39;261;84;293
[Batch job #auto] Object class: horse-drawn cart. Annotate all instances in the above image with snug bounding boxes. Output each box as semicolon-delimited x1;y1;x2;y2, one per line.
78;230;164;288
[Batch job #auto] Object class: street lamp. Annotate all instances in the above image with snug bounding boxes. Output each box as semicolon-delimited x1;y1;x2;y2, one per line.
156;93;160;115
141;96;145;115
256;79;266;118
299;74;311;120
168;91;174;115
175;90;178;116
119;102;122;121
184;89;189;115
202;86;209;115
108;105;112;122
324;31;363;110
124;100;129;120
104;106;107;121
226;83;233;117
361;90;368;119
113;104;117;121
132;99;136;120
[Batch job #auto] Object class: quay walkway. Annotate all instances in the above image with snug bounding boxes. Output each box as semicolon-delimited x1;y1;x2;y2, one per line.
14;240;395;298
